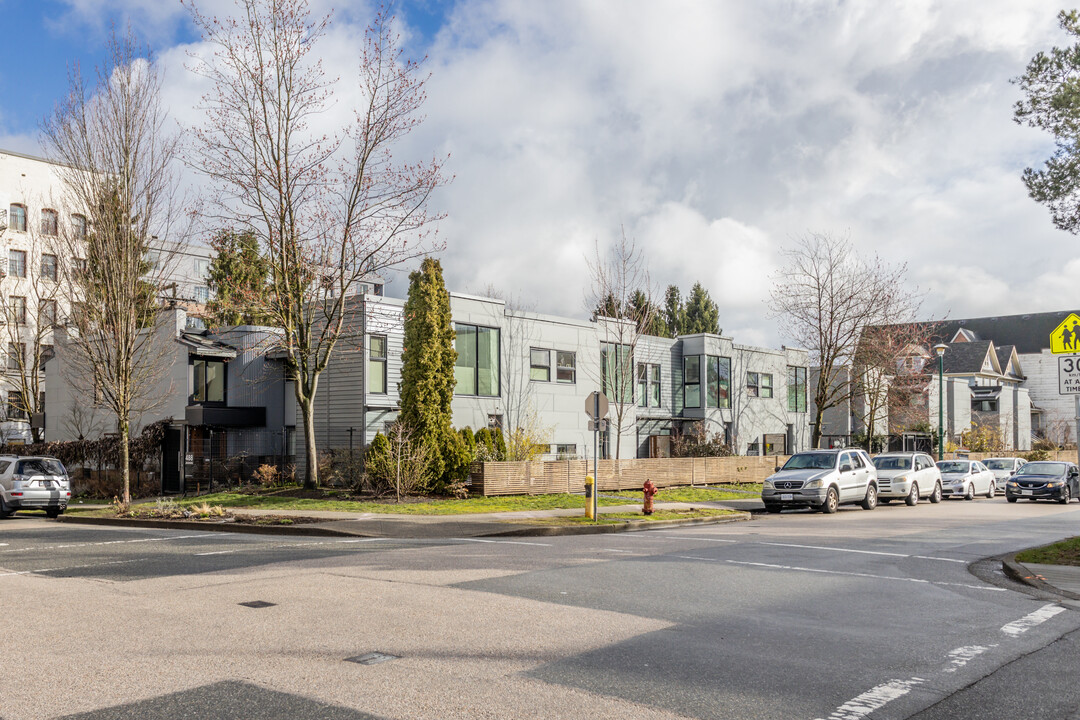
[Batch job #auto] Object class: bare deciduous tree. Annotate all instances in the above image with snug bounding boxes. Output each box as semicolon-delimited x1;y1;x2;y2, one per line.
584;230;659;460
186;0;446;488
41;29;184;504
769;232;918;449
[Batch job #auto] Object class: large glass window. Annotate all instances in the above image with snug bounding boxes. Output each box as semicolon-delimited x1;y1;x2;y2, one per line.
530;348;550;382
650;364;661;407
683;355;701;409
193;358;226;404
454;324;500;397
368;335;387;394
41;254;58;282
556;351;575;383
748;371;773;398
71;214;87;240
40;209;58;236
8;205;25;233
601;342;633;403
637;363;648;408
787;366;807;412
8;250;25;278
706;355;731;408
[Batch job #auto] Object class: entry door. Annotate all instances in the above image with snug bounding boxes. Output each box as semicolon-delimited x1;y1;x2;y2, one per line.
161;426;184;494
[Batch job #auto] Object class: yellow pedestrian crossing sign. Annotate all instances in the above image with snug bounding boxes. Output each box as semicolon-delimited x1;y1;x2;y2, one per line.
1051;314;1080;354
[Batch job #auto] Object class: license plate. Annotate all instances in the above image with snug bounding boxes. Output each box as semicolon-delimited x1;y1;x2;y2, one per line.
780;493;793;501
1022;490;1033;496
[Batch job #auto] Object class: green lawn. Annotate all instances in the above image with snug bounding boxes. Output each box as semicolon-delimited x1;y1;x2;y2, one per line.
1016;537;1080;566
510;508;741;526
165;491;633;515
615;484;761;503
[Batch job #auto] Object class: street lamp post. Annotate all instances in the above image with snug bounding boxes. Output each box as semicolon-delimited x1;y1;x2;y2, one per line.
934;343;948;461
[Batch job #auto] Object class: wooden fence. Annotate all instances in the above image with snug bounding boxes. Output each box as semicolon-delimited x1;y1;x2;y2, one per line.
469;456;788;496
469;450;1080;496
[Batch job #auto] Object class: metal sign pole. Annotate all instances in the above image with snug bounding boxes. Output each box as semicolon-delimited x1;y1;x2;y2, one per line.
593;393;599;521
1075;395;1080;469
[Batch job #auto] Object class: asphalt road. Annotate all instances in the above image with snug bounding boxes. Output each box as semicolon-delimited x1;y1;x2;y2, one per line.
3;497;1080;719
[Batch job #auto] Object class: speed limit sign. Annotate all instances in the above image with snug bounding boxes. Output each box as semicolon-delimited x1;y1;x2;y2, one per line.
1059;355;1080;395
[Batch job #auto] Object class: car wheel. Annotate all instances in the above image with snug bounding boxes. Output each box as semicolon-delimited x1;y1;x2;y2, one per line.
1059;487;1071;505
861;483;878;511
929;483;942;504
964;483;975;501
822;487;839;514
45;508;61;519
764;504;782;514
905;482;919;506
1007;496;1018;503
986;481;995;499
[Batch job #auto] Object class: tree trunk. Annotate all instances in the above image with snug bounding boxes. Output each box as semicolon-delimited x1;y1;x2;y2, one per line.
300;397;318;489
811;406;824;449
120;420;131;505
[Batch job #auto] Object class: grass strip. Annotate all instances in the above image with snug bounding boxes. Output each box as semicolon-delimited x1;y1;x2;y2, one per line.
506;508;740;526
1016;537;1080;566
165;492;631;515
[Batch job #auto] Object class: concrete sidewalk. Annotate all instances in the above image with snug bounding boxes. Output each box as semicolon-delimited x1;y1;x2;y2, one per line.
56;501;753;538
1007;558;1080;600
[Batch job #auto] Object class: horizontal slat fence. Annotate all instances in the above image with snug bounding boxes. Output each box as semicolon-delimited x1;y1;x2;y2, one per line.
469;456;788;496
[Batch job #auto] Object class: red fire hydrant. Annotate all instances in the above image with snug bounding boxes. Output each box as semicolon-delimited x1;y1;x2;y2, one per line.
643;479;658;515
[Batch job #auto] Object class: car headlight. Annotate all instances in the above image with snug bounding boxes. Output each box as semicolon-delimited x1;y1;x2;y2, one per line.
804;479;823;489
894;474;909;485
1007;481;1018;487
1047;482;1061;488
762;480;773;490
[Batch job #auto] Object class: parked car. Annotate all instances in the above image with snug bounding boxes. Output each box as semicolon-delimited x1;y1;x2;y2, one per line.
1005;461;1080;504
0;456;71;518
872;452;942;505
936;459;996;500
983;457;1027;491
762;449;877;514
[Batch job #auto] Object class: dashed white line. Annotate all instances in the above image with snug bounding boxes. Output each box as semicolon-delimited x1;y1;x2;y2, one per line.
662;535;737;543
0;559;142;577
452;538;552;547
761;542;965;563
1001;604;1066;636
195;550;238;556
675;555;1006;591
816;677;925;720
0;533;220;554
943;645;995;673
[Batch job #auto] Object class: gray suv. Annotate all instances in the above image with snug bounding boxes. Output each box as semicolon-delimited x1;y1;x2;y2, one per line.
0;456;71;518
762;449;878;514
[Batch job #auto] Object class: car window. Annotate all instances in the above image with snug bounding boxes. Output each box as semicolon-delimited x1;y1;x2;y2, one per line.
873;456;911;470
985;459;1012;470
781;453;838;470
937;461;969;473
1016;462;1067;476
16;458;65;476
0;461;10;474
852;453;865;469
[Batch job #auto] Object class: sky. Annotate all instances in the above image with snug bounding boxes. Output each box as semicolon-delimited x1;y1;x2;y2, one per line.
0;0;1075;348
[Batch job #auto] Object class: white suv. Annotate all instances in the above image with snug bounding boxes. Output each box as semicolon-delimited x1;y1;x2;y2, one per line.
873;452;943;505
762;449;878;514
0;456;71;518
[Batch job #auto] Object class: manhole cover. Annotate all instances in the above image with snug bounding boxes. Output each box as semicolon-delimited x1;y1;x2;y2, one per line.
238;600;277;609
345;652;399;665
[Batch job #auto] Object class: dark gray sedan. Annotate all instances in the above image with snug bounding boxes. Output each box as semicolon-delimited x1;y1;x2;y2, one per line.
1005;461;1080;504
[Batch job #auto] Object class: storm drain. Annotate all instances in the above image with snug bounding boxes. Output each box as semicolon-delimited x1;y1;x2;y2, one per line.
345;652;400;665
238;600;277;609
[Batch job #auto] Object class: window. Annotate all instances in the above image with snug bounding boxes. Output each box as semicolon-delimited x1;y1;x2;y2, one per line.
555;444;577;459
747;371;773;398
40;209;58;236
192;358;226;404
787;366;807;412
683;355;701;408
706;355;731;409
7;391;24;420
8;205;25;233
650;364;661;407
556;351;576;383
7;342;23;370
972;398;998;412
74;258;88;274
145;250;159;271
8;250;26;278
194;286;210;304
41;344;54;363
41;254;58;282
747;439;760;456
9;297;25;325
601;343;633;403
71;214;87;240
193;258;210;278
530;348;550;382
638;363;661;408
454;324;500;397
40;300;57;327
368;335;387;394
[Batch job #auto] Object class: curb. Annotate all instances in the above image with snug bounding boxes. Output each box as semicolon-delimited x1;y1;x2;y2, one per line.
55;510;751;539
56;514;360;537
1002;552;1080;601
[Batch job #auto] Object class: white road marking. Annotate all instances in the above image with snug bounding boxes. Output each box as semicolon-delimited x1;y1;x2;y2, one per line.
1001;604;1066;636
600;548;636;554
676;556;1006;592
816;677;925;720
0;533;221;554
943;645;994;673
0;559;142;577
195;550;238;556
452;538;552;547
761;542;965;563
662;535;737;543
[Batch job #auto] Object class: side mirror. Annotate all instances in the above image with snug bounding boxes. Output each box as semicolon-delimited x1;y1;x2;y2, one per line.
840;463;852;473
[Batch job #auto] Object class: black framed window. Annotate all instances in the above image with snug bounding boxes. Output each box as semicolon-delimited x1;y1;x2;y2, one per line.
787;366;807;412
556;350;575;383
601;342;633;403
748;371;773;398
368;335;387;394
530;348;550;382
637;363;648;407
650;364;661;407
454;324;500;397
192;358;226;404
7;390;24;420
683;355;701;408
706;355;731;408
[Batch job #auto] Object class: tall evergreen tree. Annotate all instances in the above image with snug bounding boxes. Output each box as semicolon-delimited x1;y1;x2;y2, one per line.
628;289;667;337
592;291;621;320
683;282;721;334
663;285;684;337
398;258;463;489
205;229;272;326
